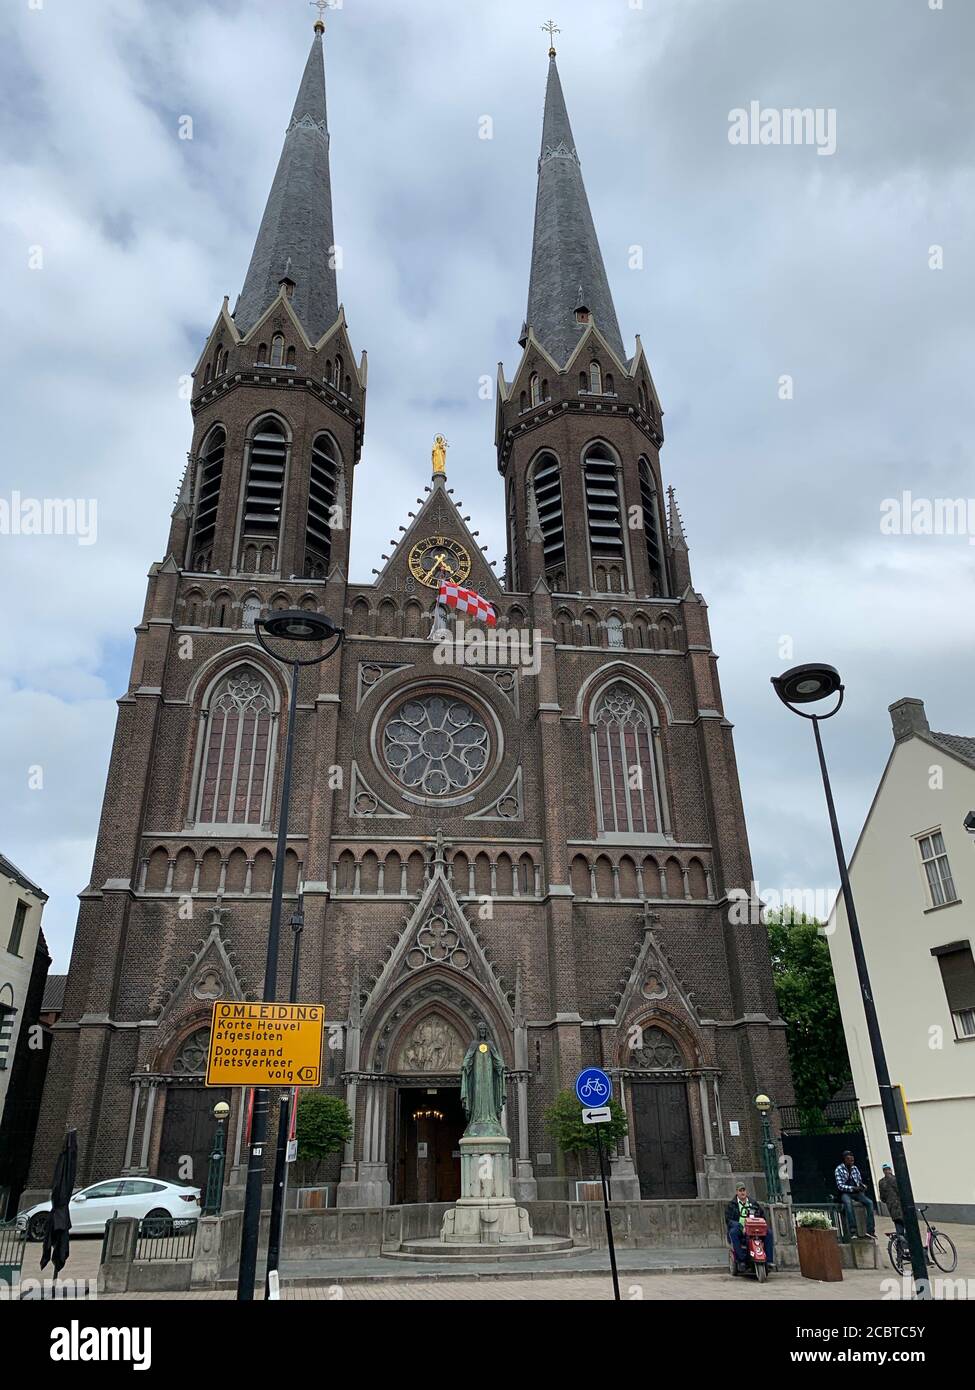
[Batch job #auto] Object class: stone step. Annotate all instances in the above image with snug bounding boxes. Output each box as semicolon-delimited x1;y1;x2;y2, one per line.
385;1236;578;1260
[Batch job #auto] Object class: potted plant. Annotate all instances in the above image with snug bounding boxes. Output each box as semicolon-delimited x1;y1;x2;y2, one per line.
794;1209;843;1281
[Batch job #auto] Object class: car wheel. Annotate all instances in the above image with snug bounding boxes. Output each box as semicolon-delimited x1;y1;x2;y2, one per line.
141;1209;173;1239
27;1212;50;1243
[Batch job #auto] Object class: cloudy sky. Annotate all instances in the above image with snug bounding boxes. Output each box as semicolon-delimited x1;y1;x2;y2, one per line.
1;0;972;969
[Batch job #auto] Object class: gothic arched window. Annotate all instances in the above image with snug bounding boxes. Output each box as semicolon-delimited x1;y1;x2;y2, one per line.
196;667;275;826
589;360;602;394
191;425;226;570
305;433;340;578
530;373;541;407
590;681;661;835
638;458;668;597
270;334;285;367
240;417;287;561
172;1027;211;1075
530;452;565;589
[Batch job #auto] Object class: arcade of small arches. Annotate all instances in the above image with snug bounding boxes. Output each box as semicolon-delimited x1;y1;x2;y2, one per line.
178;588;323;629
138;843;302;897
570;851;712;902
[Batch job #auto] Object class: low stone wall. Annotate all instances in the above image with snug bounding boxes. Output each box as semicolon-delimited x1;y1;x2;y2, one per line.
527;1200;796;1261
99;1200;798;1290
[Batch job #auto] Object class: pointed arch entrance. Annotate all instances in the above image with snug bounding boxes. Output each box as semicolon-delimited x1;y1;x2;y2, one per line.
355;971;514;1206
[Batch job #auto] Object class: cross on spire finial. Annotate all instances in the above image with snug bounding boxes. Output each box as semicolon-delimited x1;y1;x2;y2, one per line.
310;0;333;34
542;19;560;55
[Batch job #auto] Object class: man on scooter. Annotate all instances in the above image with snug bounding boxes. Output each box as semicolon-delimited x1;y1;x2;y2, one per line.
726;1183;775;1270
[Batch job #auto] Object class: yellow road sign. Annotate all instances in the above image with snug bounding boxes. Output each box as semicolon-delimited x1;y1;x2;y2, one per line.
206;1001;325;1087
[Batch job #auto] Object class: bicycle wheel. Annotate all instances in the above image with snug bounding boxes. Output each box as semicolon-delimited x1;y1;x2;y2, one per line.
887;1233;907;1275
929;1230;958;1274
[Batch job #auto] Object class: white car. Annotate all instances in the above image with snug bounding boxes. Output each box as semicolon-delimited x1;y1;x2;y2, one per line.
18;1178;201;1241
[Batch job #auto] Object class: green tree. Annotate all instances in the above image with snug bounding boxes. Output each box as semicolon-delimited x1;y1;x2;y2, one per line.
544;1090;628;1178
294;1091;352;1181
765;910;852;1119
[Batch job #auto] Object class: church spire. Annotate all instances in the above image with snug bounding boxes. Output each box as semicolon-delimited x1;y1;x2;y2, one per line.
523;45;625;367
233;25;338;344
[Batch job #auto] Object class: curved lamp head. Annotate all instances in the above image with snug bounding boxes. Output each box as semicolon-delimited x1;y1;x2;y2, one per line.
754;1093;773;1114
254;609;344;664
259;610;338;643
771;663;844;719
213;1101;231;1121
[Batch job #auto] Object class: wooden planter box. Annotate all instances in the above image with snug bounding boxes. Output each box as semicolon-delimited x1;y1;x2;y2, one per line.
797;1225;844;1282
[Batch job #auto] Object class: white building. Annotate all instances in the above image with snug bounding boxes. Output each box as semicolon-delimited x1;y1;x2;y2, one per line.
828;698;975;1223
0;854;47;1123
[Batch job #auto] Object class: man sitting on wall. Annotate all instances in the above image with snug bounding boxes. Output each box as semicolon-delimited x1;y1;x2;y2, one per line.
725;1182;775;1270
835;1150;876;1239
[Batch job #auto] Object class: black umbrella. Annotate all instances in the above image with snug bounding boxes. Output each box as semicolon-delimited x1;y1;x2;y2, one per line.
41;1129;78;1275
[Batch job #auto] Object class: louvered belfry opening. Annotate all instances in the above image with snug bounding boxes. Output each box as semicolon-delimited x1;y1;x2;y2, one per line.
584;443;626;590
240;417;287;567
532;452;566;589
639;458;668;597
305;432;339;578
191;426;226;570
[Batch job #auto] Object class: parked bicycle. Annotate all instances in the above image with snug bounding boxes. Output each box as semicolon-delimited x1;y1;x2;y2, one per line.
886;1206;957;1275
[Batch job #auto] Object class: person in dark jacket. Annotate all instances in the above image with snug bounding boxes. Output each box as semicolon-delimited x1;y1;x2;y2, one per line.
877;1163;904;1236
726;1183;775;1269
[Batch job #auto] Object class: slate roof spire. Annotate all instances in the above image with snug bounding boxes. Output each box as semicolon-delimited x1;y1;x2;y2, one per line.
524;51;625;367
233;25;338;344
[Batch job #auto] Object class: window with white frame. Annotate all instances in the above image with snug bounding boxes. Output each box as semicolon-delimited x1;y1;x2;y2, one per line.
917;830;958;907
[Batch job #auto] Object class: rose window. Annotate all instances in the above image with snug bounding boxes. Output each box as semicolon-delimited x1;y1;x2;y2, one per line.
382;695;490;797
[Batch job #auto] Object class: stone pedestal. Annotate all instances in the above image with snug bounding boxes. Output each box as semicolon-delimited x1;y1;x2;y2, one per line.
512;1159;539;1203
336;1161;390;1209
609;1153;642;1201
703;1153;734;1198
441;1135;533;1245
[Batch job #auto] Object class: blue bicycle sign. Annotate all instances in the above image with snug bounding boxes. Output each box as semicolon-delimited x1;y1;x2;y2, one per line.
575;1067;612;1107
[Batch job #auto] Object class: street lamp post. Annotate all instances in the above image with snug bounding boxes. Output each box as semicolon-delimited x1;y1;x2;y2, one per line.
264;891;306;1285
203;1100;231;1216
754;1094;781;1202
771;662;929;1296
235;610;343;1303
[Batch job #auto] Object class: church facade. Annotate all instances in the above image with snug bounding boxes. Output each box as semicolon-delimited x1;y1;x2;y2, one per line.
31;21;792;1206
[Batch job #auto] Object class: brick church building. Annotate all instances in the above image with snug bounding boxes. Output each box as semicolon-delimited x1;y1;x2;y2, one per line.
31;19;791;1207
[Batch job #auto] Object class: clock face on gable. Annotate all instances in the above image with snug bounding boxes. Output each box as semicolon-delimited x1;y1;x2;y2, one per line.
408;535;472;589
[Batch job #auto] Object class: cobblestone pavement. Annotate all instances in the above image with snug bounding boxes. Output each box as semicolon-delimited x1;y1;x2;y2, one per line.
12;1223;973;1301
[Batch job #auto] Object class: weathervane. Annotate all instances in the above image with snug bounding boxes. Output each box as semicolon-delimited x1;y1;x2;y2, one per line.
542;20;560;56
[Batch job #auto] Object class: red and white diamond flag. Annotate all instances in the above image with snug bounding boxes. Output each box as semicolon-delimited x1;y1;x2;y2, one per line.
437;581;497;628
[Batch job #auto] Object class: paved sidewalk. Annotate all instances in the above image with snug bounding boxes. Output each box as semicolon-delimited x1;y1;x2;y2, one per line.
13;1222;973;1301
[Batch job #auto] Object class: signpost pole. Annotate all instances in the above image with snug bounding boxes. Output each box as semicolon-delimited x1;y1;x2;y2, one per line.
576;1067;621;1303
265;894;305;1291
595;1125;621;1302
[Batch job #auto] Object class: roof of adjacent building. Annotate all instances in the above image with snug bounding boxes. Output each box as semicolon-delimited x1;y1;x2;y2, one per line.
42;973;67;1014
233;30;339;344
0;852;47;900
524;54;625;366
928;730;975;769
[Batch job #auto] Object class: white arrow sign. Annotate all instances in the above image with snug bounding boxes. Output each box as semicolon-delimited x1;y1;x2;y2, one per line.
582;1106;611;1125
